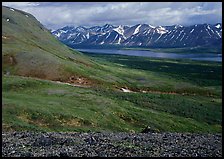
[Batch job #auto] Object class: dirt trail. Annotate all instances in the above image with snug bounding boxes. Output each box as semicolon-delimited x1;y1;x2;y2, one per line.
8;75;91;88
52;81;90;88
119;87;195;96
142;90;178;95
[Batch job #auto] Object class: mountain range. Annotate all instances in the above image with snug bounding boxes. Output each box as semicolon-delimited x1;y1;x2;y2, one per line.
51;23;222;48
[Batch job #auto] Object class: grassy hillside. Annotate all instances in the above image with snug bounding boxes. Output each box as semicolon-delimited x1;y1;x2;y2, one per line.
2;6;98;82
3;54;222;133
2;6;222;133
2;74;221;133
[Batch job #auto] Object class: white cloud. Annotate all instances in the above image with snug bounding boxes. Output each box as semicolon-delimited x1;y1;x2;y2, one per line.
2;2;40;7
2;2;222;29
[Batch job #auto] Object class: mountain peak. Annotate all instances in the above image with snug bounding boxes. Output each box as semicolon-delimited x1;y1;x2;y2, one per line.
61;25;75;30
103;23;114;28
76;26;87;32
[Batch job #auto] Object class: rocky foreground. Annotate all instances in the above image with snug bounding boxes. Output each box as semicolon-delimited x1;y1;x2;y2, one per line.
2;132;222;157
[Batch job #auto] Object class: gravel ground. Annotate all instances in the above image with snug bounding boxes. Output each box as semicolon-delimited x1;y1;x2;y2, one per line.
2;131;222;157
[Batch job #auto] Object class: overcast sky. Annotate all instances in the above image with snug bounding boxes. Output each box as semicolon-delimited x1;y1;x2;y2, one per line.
2;2;222;30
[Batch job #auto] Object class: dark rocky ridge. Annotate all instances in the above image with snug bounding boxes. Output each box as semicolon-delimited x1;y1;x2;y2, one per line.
2;131;222;157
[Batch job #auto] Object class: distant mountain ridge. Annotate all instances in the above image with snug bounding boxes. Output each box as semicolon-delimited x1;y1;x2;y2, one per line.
52;23;222;48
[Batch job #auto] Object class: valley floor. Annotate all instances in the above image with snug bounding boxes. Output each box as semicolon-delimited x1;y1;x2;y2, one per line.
2;54;222;133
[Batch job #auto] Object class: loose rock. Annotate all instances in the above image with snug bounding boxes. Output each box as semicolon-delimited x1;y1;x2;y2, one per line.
2;132;222;157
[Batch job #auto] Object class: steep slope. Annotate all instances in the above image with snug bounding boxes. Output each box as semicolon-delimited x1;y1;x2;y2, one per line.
52;23;222;48
2;6;96;83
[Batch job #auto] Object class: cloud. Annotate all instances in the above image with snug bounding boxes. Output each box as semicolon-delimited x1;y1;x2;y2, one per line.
2;2;40;7
2;2;222;29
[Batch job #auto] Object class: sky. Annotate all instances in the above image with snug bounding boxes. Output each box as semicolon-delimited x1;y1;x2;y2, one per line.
2;2;222;30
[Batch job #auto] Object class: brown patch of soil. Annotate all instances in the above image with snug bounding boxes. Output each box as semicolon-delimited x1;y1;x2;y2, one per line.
2;123;13;131
67;75;93;86
61;118;82;127
17;113;49;128
3;55;17;65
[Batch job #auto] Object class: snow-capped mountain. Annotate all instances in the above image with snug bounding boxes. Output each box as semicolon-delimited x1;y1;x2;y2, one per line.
51;23;222;48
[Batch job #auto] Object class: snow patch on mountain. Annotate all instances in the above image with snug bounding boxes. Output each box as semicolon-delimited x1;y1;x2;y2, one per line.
105;32;111;39
149;24;155;28
155;26;168;35
117;37;122;44
215;24;221;29
86;32;90;39
133;24;141;35
216;31;221;38
113;25;125;36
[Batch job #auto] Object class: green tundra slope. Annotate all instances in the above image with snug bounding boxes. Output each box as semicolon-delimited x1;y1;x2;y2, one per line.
2;6;222;133
2;6;100;83
2;74;221;133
